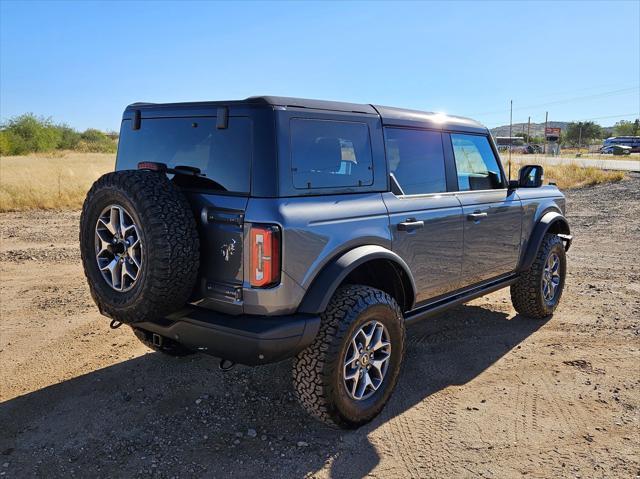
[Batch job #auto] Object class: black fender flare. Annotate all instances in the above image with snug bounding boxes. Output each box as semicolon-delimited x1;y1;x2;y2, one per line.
518;211;572;272
297;245;417;314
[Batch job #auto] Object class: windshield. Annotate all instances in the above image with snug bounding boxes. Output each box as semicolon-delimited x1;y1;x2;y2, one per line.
117;116;252;194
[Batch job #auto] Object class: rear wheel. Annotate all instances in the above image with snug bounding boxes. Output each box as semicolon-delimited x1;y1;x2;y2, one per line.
292;285;405;429
511;233;567;319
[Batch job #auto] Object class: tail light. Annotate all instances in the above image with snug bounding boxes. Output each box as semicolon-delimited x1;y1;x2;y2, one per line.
250;224;281;288
138;161;167;172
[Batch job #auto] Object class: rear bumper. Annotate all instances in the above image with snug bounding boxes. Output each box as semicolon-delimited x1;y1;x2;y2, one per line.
133;307;321;366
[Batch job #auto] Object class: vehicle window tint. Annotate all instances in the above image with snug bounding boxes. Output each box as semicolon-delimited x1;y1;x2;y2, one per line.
451;134;504;191
117;117;252;193
384;128;446;195
290;118;373;189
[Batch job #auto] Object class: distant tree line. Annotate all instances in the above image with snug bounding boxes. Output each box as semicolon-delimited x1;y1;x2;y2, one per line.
0;114;118;156
513;119;639;147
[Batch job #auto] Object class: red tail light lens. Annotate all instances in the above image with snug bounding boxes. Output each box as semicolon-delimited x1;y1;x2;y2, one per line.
250;224;281;288
137;161;167;172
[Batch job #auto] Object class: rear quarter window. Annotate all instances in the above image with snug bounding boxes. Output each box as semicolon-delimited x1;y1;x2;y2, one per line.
290;118;373;189
117;116;252;194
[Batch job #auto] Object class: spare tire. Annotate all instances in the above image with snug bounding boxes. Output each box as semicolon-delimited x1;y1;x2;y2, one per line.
80;170;200;324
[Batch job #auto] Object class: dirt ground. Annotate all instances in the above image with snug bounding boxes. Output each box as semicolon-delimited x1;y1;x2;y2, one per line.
1;177;639;478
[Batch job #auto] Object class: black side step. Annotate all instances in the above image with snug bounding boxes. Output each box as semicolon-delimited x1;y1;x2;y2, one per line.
404;275;518;325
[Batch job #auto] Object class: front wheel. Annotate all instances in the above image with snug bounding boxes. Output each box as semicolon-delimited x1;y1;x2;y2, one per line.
511;233;567;319
292;285;405;429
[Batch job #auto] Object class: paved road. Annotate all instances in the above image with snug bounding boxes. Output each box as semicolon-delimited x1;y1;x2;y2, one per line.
512;154;640;171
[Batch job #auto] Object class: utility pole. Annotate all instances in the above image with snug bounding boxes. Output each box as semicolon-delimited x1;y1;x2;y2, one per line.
509;100;513;175
578;124;583;153
544;111;548;155
527;116;531;144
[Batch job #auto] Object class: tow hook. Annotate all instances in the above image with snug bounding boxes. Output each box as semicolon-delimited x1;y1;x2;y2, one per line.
109;319;123;329
219;359;235;371
152;333;163;347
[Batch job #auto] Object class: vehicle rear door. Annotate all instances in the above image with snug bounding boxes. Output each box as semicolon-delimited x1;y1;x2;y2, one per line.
116;114;252;312
382;128;464;304
447;133;522;286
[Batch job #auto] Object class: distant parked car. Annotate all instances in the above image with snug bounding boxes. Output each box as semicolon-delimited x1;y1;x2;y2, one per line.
523;144;542;154
600;144;632;155
601;136;640;153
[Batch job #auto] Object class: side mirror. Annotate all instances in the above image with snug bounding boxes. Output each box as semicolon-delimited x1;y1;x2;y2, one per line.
517;164;544;188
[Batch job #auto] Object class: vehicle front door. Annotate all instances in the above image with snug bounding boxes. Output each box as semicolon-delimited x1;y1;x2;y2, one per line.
382;128;464;304
448;133;522;286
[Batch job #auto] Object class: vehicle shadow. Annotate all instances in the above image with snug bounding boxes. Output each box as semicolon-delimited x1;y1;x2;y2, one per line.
0;304;547;478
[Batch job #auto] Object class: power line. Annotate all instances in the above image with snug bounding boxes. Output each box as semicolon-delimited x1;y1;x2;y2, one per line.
471;87;639;117
506;113;639;126
583;113;639;121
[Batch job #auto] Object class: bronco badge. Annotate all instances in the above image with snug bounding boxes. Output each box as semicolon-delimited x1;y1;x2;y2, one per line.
220;239;236;262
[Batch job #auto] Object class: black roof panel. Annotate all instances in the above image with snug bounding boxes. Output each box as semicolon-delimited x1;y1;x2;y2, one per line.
124;96;487;132
372;104;486;132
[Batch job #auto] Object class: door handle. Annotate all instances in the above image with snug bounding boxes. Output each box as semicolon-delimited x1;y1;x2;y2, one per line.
398;219;425;231
467;212;488;221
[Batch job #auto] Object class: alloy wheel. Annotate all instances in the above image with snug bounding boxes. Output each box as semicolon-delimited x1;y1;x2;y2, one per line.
94;204;142;292
343;320;392;401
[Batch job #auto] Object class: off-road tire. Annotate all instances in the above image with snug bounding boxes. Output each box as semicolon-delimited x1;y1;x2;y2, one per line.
132;328;194;357
80;170;200;324
292;285;405;429
511;233;566;319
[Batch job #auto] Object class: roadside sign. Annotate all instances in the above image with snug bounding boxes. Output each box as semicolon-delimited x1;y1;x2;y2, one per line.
545;127;561;139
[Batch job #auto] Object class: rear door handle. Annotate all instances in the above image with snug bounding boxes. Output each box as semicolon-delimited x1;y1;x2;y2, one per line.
398;219;425;231
467;212;488;221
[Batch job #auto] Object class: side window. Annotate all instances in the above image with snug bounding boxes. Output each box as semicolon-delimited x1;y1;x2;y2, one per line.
384;128;447;195
451;134;504;191
290;118;373;189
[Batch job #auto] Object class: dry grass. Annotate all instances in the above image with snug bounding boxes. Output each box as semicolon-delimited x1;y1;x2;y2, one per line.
0;152;114;211
515;152;640;162
542;163;625;189
507;159;625;189
0;152;626;212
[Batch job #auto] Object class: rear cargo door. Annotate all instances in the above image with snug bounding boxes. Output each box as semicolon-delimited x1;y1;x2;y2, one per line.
116;114;253;312
186;193;248;310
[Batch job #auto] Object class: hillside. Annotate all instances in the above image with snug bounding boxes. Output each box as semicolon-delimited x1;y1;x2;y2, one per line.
490;121;614;138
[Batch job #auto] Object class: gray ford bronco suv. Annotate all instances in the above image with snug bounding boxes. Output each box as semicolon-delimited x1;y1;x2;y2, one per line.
80;96;572;428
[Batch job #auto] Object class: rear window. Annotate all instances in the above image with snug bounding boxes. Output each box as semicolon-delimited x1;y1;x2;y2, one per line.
384;128;447;195
290;118;373;189
117;116;252;194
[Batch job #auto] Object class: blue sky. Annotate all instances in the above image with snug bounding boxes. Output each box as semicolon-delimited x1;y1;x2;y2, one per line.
1;1;639;131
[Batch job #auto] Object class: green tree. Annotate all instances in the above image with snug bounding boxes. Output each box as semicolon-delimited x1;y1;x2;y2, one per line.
0;114;61;154
563;121;602;146
613;119;640;136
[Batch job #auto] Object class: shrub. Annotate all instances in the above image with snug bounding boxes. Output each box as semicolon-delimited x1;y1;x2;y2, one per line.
0;114;61;154
57;125;81;150
0;114;117;155
0;130;25;155
78;128;117;153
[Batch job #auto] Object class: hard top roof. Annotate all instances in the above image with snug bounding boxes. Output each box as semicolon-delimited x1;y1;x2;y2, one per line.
125;96;487;132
